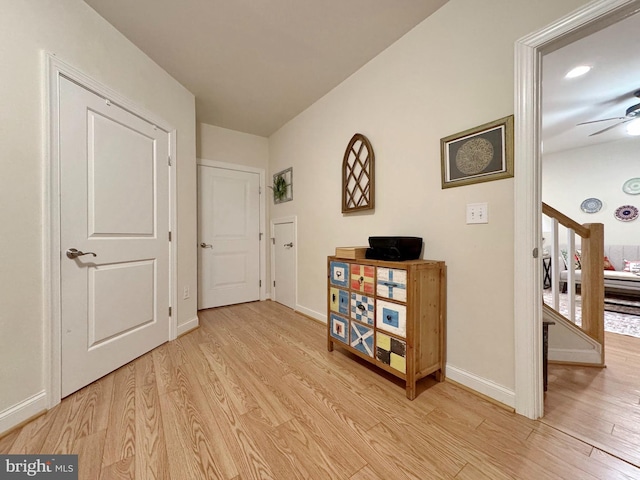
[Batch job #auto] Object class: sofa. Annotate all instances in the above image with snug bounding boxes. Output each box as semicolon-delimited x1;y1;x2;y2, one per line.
559;245;640;295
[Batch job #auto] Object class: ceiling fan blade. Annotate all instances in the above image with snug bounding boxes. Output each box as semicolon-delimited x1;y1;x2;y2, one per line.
588;119;632;136
577;116;627;126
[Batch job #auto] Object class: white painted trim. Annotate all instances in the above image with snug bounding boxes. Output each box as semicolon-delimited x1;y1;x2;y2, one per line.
446;366;515;409
169;131;178;341
270;215;298;309
197;158;267;301
296;305;325;323
45;53;178;409
548;348;603;364
177;316;200;337
0;391;47;436
514;0;640;419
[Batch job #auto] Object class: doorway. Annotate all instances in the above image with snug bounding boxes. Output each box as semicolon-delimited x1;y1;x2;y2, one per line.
47;55;178;405
270;217;297;310
197;160;267;309
514;0;640;418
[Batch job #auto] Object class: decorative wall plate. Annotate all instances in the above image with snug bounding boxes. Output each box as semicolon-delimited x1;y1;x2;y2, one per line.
614;205;639;222
622;178;640;195
580;197;602;213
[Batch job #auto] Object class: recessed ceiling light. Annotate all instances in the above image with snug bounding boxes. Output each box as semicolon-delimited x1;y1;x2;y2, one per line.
565;65;592;78
626;118;640;136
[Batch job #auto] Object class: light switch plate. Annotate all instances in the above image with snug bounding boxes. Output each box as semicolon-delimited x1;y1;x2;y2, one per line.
467;203;488;224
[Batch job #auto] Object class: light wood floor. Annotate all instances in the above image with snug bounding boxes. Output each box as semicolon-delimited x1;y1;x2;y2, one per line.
2;301;640;479
545;331;640;470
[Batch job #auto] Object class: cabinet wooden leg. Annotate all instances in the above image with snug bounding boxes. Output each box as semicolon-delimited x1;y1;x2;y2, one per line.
406;382;416;400
434;370;444;382
327;339;334;352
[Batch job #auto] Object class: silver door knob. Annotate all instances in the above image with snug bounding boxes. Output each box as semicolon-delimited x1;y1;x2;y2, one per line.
66;248;97;259
284;242;294;248
200;242;213;248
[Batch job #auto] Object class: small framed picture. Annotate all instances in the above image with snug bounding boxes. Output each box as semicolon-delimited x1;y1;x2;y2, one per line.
441;115;514;188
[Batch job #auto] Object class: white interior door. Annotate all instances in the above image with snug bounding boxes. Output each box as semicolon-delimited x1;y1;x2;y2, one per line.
198;165;260;309
272;220;296;310
60;76;170;397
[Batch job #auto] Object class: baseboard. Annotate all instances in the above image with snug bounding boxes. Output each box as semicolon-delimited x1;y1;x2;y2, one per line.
548;347;603;364
295;304;326;323
177;316;199;337
446;365;515;409
0;390;47;437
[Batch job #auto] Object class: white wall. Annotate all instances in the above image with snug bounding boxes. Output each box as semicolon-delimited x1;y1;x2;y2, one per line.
0;0;197;430
268;0;588;401
198;123;269;170
543;138;640;246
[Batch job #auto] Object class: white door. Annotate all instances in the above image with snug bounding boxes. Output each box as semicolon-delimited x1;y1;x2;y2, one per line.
60;77;170;397
198;165;260;308
272;221;296;309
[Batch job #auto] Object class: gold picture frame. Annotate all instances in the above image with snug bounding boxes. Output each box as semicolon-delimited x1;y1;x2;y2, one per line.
440;115;514;189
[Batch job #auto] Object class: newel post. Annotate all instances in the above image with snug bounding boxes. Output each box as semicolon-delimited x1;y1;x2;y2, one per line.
580;223;605;363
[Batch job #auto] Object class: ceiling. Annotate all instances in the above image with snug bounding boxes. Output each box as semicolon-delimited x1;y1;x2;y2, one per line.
83;0;449;137
542;10;640;155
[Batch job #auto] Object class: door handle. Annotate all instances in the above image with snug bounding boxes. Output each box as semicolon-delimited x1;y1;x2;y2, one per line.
66;248;97;259
200;242;213;248
284;242;294;248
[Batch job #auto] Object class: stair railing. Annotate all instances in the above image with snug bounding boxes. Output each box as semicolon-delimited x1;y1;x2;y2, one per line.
542;202;604;346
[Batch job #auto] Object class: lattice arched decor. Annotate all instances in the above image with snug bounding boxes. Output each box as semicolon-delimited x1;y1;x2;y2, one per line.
342;133;375;213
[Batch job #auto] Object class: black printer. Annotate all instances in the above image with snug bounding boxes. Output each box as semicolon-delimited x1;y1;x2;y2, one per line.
365;236;423;261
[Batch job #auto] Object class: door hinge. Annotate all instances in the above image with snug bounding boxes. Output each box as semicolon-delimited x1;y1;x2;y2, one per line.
169;231;172;241
169;306;172;316
168;155;172;166
532;247;539;258
259;186;262;195
271;238;275;245
259;280;262;287
259;232;263;240
273;280;276;287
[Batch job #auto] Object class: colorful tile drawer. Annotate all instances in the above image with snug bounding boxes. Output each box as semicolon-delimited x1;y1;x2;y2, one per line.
376;299;407;337
376;267;407;302
376;332;406;373
329;288;350;315
350;292;374;325
350;264;375;295
350;322;374;357
330;313;349;344
330;261;349;288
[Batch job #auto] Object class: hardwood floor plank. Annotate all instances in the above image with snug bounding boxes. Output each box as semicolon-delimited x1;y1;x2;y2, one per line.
349;464;386;480
102;364;136;467
545;330;640;469
100;456;135;480
160;364;238;479
39;387;89;454
5;301;640;479
74;430;106;480
134;352;170;480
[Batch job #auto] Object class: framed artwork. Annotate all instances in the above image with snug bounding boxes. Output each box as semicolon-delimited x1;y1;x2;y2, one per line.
342;133;375;213
272;167;293;204
440;115;514;188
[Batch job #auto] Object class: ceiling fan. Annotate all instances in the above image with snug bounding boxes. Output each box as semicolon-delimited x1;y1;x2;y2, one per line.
577;89;640;136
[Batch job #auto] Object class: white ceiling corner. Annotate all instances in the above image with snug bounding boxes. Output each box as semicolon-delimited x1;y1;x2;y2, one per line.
83;0;449;137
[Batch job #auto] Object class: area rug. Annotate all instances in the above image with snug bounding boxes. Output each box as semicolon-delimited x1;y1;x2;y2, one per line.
543;290;640;339
604;297;640;316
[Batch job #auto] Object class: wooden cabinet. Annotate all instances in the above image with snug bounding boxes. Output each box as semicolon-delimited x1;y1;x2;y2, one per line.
327;256;446;400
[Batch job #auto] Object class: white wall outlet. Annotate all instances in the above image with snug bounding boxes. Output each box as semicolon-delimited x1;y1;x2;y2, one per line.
183;285;190;299
466;202;488;224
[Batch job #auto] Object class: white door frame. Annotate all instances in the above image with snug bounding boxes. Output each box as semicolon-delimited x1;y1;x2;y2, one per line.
45;54;178;408
514;0;640;419
197;159;267;302
270;216;298;309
